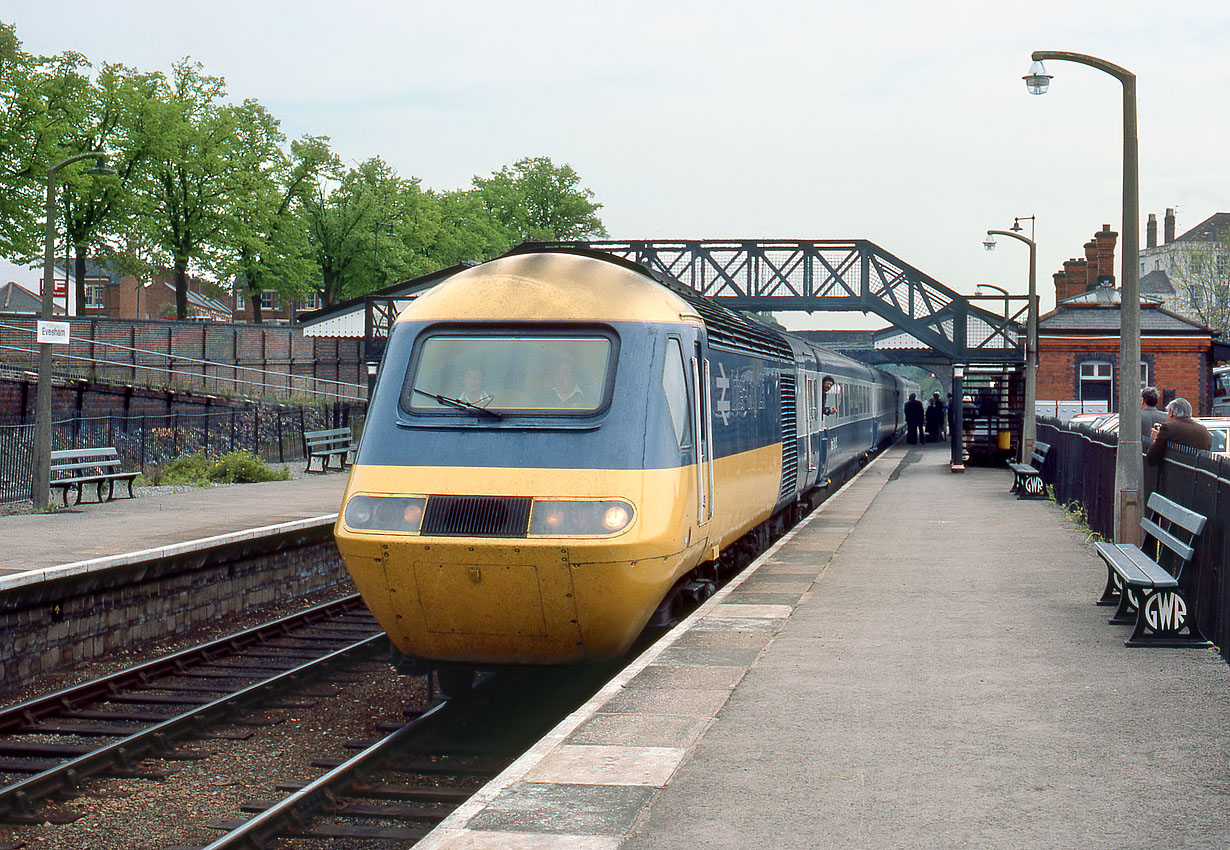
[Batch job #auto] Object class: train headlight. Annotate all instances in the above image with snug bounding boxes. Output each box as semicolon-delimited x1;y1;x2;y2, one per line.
343;496;426;533
529;499;635;536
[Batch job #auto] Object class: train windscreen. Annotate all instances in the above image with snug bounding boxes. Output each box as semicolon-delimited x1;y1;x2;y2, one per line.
402;333;614;415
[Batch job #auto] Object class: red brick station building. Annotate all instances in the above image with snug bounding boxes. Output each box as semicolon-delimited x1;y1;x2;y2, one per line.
1036;222;1226;415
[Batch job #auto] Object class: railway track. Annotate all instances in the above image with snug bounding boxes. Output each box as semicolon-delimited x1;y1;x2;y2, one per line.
0;595;384;826
187;661;630;849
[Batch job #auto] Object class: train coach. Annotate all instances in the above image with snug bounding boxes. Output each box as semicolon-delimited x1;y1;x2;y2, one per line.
334;248;913;689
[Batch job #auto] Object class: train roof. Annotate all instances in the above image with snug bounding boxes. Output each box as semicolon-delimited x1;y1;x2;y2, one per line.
398;250;703;327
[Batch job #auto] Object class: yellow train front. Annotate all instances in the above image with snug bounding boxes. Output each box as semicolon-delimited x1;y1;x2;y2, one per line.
335;250;797;673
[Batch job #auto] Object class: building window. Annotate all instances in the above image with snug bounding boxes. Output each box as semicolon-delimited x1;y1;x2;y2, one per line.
259;291;278;310
84;283;105;308
299;292;321;311
1140;360;1150;389
236;291;246;309
1079;361;1113;403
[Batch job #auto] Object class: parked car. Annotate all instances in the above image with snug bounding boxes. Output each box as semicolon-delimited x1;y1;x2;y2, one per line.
1090;413;1119;433
1069;411;1110;426
1194;417;1230;458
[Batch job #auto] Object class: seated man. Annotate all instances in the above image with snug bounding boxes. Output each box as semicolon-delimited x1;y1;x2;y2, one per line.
1146;397;1211;465
457;367;494;407
541;361;588;408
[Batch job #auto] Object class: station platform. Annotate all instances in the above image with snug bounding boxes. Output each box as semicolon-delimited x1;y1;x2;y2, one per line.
419;441;1230;849
0;474;348;580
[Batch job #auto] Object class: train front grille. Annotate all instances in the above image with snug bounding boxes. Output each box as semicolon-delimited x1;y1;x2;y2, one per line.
421;495;533;537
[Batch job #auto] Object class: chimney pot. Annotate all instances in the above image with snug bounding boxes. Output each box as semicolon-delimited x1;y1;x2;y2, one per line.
1165;208;1176;243
1147;213;1157;249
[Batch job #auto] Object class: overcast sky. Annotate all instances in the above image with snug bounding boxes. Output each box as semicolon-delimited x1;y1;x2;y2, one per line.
2;0;1228;329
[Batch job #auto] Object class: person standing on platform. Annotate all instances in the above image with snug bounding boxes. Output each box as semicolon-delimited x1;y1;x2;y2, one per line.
1146;397;1211;465
904;392;924;445
925;392;946;442
1140;387;1166;443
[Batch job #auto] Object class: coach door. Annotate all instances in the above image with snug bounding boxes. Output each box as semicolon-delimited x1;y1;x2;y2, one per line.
804;375;820;476
691;348;714;527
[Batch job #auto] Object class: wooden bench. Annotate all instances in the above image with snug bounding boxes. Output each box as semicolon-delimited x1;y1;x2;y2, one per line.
1007;441;1050;499
1093;492;1211;648
304;427;357;473
49;447;140;507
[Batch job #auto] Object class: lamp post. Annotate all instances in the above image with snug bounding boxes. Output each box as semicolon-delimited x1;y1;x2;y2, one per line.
31;152;112;509
372;221;396;291
975;281;1010;319
983;228;1039;463
1024;50;1141;544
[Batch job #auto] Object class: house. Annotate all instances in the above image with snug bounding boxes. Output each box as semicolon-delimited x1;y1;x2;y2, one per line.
1138;209;1230;320
1037;224;1225;414
0;281;53;314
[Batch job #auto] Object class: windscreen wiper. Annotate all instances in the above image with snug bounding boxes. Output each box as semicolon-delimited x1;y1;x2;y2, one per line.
412;387;503;419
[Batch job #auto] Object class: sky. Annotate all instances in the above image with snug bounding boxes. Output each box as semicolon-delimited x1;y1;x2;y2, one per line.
2;0;1229;330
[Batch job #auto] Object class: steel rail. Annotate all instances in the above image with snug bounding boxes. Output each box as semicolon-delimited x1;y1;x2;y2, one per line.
197;700;455;850
0;594;369;733
0;601;384;821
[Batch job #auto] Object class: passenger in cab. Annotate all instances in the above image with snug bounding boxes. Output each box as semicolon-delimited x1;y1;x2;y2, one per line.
541;361;587;408
457;367;494;407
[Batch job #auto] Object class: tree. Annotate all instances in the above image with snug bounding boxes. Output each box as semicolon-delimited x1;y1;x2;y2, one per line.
57;63;163;314
0;25;92;259
301;156;434;306
136;60;283;319
222;134;335;323
423;188;515;267
1164;223;1230;336
473;156;606;243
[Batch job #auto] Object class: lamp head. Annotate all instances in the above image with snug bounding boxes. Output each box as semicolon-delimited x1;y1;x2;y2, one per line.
85;154;114;176
1024;60;1051;95
983;234;997;252
1010;218;1023;232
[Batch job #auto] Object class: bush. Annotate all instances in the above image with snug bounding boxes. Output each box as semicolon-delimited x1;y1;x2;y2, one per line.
153;451;291;487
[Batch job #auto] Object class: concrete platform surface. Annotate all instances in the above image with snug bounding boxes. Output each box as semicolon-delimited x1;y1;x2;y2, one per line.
0;473;348;578
418;442;1230;850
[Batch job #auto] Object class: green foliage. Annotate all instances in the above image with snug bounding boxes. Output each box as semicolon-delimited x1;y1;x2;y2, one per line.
473;156;606;243
0;23;611;315
152;451;290;487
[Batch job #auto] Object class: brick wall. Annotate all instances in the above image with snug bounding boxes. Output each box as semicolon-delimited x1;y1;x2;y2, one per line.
0;314;365;404
1038;335;1211;413
0;522;353;689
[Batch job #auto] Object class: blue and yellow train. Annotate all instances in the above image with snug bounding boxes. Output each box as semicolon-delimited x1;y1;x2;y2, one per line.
335;249;913;680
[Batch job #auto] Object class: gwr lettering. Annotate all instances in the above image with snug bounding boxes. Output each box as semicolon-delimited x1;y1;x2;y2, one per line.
1145;592;1186;632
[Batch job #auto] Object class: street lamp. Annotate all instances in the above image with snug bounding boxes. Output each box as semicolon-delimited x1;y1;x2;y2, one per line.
372;220;396;291
31;152;112;509
983;228;1039;464
975;281;1010;319
1025;50;1141;544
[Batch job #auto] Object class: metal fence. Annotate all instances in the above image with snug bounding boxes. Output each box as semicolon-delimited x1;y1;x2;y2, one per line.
1037;416;1230;663
0;403;364;505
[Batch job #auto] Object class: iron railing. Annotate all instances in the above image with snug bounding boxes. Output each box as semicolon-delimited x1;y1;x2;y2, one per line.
0;403;363;505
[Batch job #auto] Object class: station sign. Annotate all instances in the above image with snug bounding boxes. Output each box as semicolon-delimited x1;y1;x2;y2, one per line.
37;320;71;345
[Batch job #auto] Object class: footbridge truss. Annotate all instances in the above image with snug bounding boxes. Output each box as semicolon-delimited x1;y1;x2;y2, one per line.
529;240;1029;365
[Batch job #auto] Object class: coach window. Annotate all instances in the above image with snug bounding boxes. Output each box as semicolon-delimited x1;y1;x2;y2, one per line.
662;338;692;447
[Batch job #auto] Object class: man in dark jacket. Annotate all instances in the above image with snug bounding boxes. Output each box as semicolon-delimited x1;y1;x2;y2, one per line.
904;393;924;444
1140;387;1167;442
1146;397;1211;465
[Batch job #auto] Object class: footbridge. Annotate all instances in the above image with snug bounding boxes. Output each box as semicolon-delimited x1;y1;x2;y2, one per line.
529;239;1030;366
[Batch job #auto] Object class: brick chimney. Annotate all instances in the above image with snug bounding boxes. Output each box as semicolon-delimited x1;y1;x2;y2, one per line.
1083;240;1100;290
1164;207;1176;243
1093;225;1117;287
1146;213;1157;249
1057;258;1089;302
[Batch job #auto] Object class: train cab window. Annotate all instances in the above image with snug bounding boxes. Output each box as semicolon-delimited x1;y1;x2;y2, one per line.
402;332;615;416
662;338;692;447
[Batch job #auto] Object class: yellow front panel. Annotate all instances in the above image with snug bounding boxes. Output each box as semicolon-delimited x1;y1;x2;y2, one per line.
335;444;784;665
